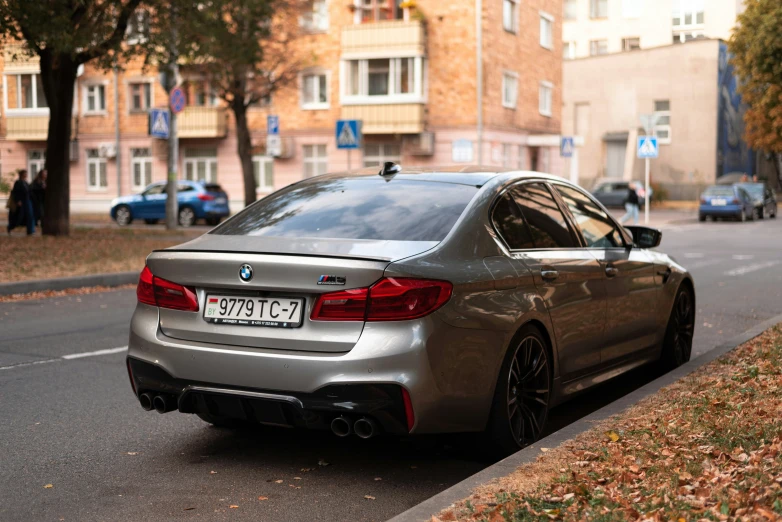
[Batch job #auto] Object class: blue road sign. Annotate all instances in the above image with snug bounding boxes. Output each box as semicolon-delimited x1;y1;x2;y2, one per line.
336;120;362;150
169;87;186;114
267;115;280;135
637;136;659;159
560;136;575;158
149;109;170;139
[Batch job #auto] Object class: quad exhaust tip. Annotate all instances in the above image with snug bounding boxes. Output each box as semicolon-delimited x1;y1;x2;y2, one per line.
139;392;154;411
354;417;378;439
330;416;352;437
151;394;176;414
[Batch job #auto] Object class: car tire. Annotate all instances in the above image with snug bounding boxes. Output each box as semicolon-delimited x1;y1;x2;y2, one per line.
486;324;552;457
698;214;706;222
659;285;695;371
196;411;253;429
205;217;221;227
114;205;133;226
178;206;196;227
771;208;777;219
758;209;765;220
144;219;159;225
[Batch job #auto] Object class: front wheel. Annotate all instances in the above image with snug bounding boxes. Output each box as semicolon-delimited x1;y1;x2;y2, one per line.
659;286;695;371
114;205;132;226
486;325;552;456
178;206;196;227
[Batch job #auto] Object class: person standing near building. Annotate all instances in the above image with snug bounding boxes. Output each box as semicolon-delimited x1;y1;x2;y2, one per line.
620;181;641;225
7;169;35;235
31;169;47;228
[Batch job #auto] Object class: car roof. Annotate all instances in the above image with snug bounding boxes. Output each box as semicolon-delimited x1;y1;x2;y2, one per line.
311;165;512;186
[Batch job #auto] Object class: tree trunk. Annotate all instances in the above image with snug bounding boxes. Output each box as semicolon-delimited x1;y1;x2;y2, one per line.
39;50;78;236
232;100;257;207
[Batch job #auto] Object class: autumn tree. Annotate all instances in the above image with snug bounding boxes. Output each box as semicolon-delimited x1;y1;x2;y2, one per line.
0;0;147;235
729;0;782;184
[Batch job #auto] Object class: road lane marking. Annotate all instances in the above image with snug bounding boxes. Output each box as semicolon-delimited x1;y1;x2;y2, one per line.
0;346;127;371
724;261;780;277
732;254;754;260
686;259;722;270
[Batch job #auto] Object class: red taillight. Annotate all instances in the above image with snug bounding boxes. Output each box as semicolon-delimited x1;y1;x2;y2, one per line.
731;198;739;204
401;387;415;432
310;278;452;322
136;266;199;312
198;193;215;201
700;197;708;204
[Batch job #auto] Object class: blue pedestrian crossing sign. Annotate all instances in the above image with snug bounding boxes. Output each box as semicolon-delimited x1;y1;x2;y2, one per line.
267;115;279;135
149;109;170;139
637;136;659;159
560;136;575;158
336;120;362;150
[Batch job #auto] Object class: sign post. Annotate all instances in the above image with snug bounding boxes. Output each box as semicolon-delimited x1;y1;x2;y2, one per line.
637;135;659;225
336;120;362;171
266;115;281;157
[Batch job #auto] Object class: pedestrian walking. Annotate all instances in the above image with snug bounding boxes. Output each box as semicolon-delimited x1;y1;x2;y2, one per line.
31;169;47;227
620;181;641;225
6;169;35;235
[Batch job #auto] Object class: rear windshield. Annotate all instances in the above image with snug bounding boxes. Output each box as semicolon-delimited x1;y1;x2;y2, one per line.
703;186;734;196
213;178;478;241
204;184;224;193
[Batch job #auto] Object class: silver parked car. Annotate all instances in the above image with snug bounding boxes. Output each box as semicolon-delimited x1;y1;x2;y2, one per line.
127;165;695;454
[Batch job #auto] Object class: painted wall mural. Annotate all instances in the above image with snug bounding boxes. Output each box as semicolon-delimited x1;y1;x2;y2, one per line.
717;42;755;178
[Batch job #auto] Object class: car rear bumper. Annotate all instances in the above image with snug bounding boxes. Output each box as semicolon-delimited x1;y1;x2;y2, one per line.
699;205;742;216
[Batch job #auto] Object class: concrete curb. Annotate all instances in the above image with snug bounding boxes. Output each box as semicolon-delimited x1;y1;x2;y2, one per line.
389;312;782;522
0;272;139;297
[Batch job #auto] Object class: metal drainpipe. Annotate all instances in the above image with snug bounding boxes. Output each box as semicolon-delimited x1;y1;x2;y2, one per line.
113;65;121;197
476;0;483;165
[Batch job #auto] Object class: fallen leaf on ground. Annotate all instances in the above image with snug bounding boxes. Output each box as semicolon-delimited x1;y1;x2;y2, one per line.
294;477;302;480
184;508;195;511
300;468;314;472
540;447;550;452
274;479;283;484
229;505;239;509
258;496;269;501
289;484;301;489
43;484;53;489
127;452;138;456
364;495;376;500
605;430;620;442
374;477;382;481
318;459;330;466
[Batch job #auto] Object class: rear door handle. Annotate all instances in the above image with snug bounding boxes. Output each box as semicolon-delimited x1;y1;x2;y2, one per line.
605;266;619;278
541;269;559;281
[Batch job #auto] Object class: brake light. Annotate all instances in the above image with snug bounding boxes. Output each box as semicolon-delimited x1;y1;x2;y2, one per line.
700;197;708;204
136;266;199;312
310;278;452;322
198;193;215;201
731;198;739;204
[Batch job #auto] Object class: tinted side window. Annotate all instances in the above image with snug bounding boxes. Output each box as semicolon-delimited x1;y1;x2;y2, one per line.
556;185;625;248
491;192;535;250
143;185;164;196
511;183;576;248
178;184;196;193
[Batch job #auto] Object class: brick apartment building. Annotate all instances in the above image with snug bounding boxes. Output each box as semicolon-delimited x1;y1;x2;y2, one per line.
0;0;563;212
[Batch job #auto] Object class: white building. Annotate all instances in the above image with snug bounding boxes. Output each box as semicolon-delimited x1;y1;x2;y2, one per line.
562;0;746;59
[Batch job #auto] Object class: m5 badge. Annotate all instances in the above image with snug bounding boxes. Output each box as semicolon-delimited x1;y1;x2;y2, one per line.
317;275;346;285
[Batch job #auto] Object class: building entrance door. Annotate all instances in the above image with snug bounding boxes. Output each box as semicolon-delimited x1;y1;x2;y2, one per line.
605;140;627;179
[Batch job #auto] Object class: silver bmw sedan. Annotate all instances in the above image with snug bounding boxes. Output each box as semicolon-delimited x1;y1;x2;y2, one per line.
126;165;695;454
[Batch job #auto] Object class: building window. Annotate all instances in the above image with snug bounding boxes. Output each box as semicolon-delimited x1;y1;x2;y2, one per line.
673;31;705;44
183;148;218;182
539;12;554;49
539;81;553;117
622;37;641;51
129;82;152;112
355;0;402;23
654;100;671;144
672;0;704;27
363;142;401;167
84;84;106;114
589;39;608;56
131;148;152;191
622;0;642;18
253;156;274;191
342;57;423;102
303;144;327;178
503;0;518;33
86;149;108;191
28;150;46;178
564;0;578;20
590;0;608;18
300;0;329;32
563;41;577;59
502;72;518;109
126;10;150;44
301;71;329;109
185;81;219;107
5;73;48;110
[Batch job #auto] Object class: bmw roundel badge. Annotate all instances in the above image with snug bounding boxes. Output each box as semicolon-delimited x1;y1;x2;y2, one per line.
239;264;253;283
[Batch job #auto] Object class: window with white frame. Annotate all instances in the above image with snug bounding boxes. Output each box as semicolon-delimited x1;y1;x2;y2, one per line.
5;73;48;110
126;10;150;44
86;149;108;190
539;12;554;49
253;155;274;191
129;82;152;112
84;84;106;114
503;0;518;33
363;142;401;168
303;144;327;178
590;39;608;55
186;81;219;107
342;57;423;102
502;72;518;109
622;0;642;18
654;100;671;144
131;148;152;191
564;0;578;20
355;0;402;23
563;41;577;59
183;148;218;182
300;0;329;32
301;70;329;109
672;0;704;27
622;37;641;51
590;0;608;18
539;81;553;117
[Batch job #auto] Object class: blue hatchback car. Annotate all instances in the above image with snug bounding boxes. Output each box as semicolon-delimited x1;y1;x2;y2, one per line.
110;181;230;227
698;184;757;222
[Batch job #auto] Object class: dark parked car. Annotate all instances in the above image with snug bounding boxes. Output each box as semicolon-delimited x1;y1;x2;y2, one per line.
110;180;230;227
591;180;648;209
736;183;777;219
698;185;757;222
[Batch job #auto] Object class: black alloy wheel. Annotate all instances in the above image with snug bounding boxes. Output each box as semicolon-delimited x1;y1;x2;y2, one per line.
661;287;695;370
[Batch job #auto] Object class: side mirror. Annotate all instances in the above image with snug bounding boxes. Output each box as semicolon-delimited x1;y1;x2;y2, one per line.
625;226;662;249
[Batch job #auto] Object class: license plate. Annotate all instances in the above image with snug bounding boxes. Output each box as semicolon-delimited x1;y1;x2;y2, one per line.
215;197;227;204
204;295;304;328
711;198;727;206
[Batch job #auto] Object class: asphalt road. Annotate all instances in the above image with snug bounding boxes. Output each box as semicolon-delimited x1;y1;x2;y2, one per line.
1;216;781;521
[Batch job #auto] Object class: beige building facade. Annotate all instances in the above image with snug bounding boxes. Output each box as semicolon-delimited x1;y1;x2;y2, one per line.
0;0;564;213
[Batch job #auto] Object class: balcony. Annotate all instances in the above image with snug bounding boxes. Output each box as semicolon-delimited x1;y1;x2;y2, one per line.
6;115;49;141
178;107;227;139
341;103;424;134
3;43;40;73
341;20;425;56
